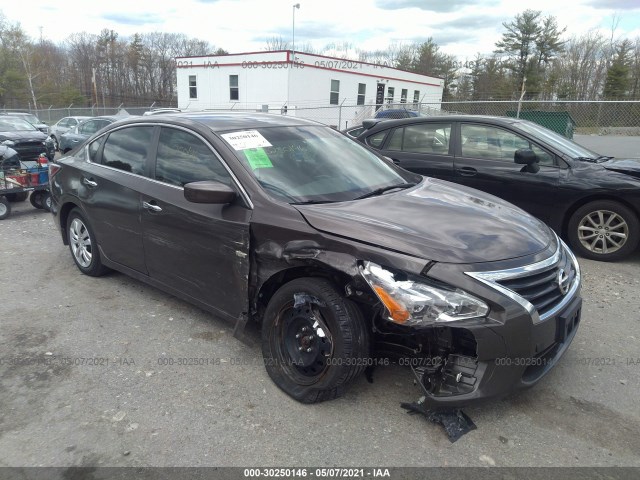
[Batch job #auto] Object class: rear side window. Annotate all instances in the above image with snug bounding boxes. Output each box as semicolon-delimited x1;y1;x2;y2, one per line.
101;127;154;175
386;123;451;154
88;136;106;162
366;131;388;148
155;127;232;187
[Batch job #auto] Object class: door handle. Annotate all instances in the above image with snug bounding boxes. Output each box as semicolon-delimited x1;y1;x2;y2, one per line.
457;166;477;176
82;177;98;187
142;201;162;212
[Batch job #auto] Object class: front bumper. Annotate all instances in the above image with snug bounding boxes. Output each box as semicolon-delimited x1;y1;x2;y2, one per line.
394;237;582;408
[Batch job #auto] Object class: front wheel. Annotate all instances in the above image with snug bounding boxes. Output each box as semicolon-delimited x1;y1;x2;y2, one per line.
30;191;44;209
66;209;109;276
568;200;639;261
261;277;370;404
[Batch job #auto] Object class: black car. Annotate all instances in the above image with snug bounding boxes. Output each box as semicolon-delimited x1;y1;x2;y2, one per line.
354;115;640;261
0;117;55;162
50;113;581;407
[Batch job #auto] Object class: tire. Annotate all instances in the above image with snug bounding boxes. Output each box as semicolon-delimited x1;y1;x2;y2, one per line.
261;277;370;404
0;196;11;220
41;192;52;212
66;208;109;276
30;191;44;209
568;200;640;261
6;192;28;202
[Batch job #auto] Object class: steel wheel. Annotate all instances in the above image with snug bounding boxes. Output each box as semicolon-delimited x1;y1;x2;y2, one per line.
69;217;93;268
261;277;370;403
0;197;10;220
577;209;628;254
276;301;334;385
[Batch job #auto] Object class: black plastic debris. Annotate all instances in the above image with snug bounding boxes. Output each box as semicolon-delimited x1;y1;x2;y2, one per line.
401;401;477;443
293;293;326;308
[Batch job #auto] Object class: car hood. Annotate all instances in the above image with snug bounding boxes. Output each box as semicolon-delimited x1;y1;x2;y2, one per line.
294;178;554;264
0;130;46;142
602;158;640;177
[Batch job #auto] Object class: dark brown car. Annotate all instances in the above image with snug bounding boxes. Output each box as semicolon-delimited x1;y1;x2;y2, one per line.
49;113;581;407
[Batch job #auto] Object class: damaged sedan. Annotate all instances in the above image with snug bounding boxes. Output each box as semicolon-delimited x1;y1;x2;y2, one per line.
49;113;581;407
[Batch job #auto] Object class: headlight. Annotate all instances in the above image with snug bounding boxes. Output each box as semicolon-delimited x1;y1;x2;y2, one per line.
361;261;489;327
1;140;15;147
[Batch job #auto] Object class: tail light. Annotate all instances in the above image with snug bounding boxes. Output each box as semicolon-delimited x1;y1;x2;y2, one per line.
49;162;61;179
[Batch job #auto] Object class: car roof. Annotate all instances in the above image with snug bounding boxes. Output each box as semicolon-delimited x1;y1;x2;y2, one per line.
363;114;522;130
118;112;321;131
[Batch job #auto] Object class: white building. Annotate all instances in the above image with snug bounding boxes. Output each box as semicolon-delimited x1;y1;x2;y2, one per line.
175;50;444;129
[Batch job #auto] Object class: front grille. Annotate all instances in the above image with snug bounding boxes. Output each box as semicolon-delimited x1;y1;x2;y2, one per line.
14;142;47;161
466;238;581;323
496;245;576;318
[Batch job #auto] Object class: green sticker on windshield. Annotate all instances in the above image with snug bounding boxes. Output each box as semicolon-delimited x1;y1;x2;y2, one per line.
244;148;273;169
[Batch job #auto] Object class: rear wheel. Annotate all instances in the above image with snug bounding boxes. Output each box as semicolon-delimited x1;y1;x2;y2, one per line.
66;209;109;276
568;200;639;261
0;197;11;220
261;277;370;403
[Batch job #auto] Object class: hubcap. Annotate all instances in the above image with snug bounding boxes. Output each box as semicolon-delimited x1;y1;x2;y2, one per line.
279;303;333;380
577;209;628;255
0;203;6;216
69;218;93;268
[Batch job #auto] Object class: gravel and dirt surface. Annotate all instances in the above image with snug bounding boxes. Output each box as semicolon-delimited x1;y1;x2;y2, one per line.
0;139;639;468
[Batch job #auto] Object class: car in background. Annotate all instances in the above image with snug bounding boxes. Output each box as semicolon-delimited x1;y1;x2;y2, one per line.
50;112;581;408
354;115;640;261
143;108;182;116
374;108;422;119
0;112;49;135
0;116;55;162
59;116;122;153
49;116;92;151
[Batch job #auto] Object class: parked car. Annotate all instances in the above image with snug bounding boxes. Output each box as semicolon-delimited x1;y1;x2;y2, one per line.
0;117;55;162
50;113;581;407
49;116;92;151
374;108;422;119
0;112;49;135
353;115;640;262
59;116;122;153
142;108;182;116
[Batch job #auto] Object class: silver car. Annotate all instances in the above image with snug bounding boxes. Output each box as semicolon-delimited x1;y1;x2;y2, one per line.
49;116;92;151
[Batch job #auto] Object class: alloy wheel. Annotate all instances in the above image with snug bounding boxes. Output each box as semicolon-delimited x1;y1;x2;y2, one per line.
577;209;628;254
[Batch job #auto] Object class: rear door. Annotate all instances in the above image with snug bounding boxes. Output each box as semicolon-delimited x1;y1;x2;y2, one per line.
77;125;155;273
372;121;455;180
139;126;251;321
454;122;562;224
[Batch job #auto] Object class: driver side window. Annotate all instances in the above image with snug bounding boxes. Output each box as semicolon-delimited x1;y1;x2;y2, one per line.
461;124;554;166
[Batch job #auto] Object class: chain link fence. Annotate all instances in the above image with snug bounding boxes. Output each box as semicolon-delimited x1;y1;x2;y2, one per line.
3;100;640;137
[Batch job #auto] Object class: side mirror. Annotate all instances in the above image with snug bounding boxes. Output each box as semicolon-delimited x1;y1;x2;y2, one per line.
184;181;237;204
514;149;538;165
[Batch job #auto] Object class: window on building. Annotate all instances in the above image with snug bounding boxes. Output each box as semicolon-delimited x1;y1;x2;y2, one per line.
386;87;394;104
357;83;366;105
229;75;239;101
330;80;340;105
400;89;408;103
189;75;197;99
413;90;420;106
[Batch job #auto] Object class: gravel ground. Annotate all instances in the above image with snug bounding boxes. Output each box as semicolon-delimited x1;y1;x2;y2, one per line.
0;139;639;469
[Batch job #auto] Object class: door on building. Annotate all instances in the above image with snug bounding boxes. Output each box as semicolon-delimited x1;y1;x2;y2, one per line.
376;84;385;111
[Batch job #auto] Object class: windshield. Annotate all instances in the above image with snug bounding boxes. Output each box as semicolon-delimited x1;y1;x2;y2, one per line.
221;126;418;203
0;118;38;132
513;120;600;160
17;113;41;124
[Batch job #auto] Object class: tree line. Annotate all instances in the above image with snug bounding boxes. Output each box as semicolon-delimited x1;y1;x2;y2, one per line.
1;8;639;109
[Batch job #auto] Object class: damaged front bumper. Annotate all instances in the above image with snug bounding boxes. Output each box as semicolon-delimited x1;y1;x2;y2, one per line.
372;238;582;408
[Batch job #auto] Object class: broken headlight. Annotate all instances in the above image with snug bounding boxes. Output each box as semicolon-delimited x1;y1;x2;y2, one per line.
360;261;489;327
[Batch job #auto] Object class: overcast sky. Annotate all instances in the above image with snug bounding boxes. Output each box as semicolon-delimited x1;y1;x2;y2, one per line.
2;0;640;60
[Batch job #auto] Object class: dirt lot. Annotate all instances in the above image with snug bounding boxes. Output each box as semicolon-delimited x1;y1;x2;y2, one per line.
1;139;639;469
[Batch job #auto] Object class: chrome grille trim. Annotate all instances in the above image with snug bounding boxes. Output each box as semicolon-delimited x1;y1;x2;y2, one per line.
465;235;581;324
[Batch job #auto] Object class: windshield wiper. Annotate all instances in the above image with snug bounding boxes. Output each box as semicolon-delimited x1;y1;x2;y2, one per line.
575;155;613;163
291;200;338;205
353;182;417;200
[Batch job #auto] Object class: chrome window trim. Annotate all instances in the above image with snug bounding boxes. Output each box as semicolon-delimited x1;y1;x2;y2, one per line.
465;235;581;324
84;122;254;209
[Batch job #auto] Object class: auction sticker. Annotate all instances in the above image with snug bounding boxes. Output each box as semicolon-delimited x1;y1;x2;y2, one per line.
244;148;273;169
221;130;272;150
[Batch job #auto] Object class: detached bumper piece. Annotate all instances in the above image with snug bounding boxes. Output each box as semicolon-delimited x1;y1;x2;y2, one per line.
401;400;477;443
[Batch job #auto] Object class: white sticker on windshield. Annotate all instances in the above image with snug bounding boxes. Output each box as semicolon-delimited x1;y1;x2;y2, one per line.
221;130;272;150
